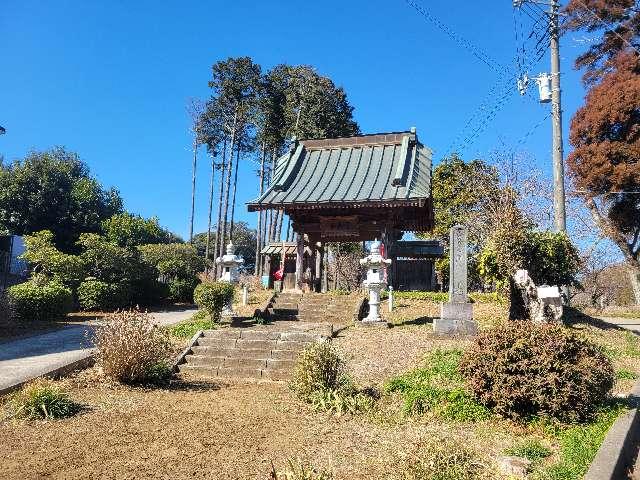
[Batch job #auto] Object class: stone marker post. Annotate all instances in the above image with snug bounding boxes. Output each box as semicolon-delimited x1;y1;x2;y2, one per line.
388;286;394;313
433;225;477;335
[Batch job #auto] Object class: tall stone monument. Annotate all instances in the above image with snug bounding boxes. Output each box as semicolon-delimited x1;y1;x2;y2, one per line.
433;225;477;335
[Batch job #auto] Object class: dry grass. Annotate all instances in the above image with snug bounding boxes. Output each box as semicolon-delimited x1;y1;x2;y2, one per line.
93;310;172;384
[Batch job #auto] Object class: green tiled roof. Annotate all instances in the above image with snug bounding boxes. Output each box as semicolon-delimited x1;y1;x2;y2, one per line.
247;130;432;211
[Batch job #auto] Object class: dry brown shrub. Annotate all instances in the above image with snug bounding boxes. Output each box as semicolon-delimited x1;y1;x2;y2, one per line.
93;309;171;384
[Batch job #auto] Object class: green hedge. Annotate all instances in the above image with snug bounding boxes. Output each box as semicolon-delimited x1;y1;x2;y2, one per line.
193;282;234;322
168;278;199;303
8;281;73;322
380;290;506;305
77;279;129;311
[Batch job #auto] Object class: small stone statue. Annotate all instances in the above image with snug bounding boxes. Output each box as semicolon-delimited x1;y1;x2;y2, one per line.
510;269;563;323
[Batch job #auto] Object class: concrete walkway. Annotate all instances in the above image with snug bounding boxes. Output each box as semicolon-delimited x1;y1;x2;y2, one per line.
0;308;197;393
596;316;640;334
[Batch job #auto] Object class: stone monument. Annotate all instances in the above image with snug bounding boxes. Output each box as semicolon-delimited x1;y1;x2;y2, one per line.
511;269;563;323
433;225;477;335
359;240;391;324
215;242;244;316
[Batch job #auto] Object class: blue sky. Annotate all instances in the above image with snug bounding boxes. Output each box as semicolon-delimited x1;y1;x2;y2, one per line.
1;0;590;239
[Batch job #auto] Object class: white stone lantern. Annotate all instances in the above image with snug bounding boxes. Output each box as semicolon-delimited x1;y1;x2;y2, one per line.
360;240;391;323
215;242;244;316
215;242;244;284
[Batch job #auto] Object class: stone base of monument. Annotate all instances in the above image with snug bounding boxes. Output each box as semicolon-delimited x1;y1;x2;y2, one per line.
355;319;390;329
434;302;477;335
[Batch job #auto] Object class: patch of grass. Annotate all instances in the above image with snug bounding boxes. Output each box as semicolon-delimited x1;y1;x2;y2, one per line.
615;368;639;380
290;342;374;415
269;459;333;479
505;439;552;462
168;310;216;339
384;349;491;422
6;379;81;420
469;292;508;305
395;437;493;480
533;402;626;480
623;331;640;358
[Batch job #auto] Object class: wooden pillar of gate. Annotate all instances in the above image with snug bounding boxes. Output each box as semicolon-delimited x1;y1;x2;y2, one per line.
295;233;304;291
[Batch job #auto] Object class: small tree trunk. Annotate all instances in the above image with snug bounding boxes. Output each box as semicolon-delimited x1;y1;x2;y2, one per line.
213;140;228;273
229;145;242;239
255;142;266;276
219;107;239;267
629;267;640;306
204;155;216;263
189;136;198;244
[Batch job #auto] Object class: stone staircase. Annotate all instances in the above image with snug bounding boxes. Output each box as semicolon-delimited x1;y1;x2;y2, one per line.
298;293;360;323
178;323;331;381
268;292;302;321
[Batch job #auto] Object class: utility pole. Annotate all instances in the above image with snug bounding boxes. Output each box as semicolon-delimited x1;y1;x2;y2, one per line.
514;0;567;232
550;0;566;233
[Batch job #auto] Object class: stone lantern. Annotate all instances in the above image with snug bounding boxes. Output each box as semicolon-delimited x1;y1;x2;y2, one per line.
215;242;244;316
360;240;392;323
216;242;244;283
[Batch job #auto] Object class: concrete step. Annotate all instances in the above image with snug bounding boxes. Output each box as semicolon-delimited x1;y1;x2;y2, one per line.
179;362;295;382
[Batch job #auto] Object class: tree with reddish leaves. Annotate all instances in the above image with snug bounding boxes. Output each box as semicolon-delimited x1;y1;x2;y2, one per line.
565;0;640;303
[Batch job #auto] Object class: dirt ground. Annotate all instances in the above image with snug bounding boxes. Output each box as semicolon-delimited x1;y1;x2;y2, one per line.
1;299;638;479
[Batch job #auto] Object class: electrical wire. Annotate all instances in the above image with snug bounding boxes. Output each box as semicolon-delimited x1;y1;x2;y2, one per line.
404;0;510;74
575;0;640;56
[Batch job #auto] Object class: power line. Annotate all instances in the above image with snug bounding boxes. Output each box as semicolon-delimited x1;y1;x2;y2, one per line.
404;0;509;74
575;0;640;56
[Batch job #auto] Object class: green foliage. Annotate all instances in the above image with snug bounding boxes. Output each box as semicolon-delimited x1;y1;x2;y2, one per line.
426;155;501;287
20;230;86;288
398;437;491;480
168;310;215;339
78;233;149;284
0;147;122;252
167;277;199;303
8;280;73;322
615;369;638;380
6;379;80;420
193;282;235;323
460;322;614;422
478;230;581;290
469;292;508;305
308;384;374;415
192;221;257;268
0;291;14;325
93;309;172;384
505;439;552;462
77;279;129;311
102;213;179;247
384;350;491;422
269;459;333;480
534;404;625;480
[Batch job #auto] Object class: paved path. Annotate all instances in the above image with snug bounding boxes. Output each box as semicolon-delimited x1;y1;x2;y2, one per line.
596;316;640;334
0;308;197;393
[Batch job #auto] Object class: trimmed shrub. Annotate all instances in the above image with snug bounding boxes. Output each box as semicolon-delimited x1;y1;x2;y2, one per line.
459;322;614;422
168;277;199;303
93;309;172;384
77;279;129;311
193;282;234;322
6;379;80;419
8;280;73;322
